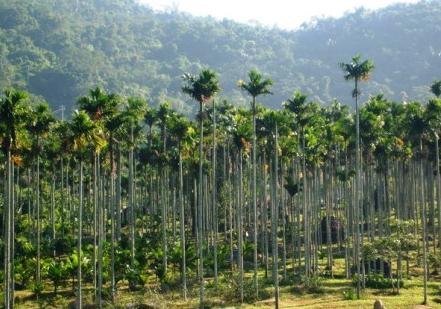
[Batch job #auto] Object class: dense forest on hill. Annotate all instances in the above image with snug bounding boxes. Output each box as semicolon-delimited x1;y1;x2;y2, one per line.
3;1;441;308
0;0;440;113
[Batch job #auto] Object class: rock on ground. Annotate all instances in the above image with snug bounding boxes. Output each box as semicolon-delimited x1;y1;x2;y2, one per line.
374;299;386;309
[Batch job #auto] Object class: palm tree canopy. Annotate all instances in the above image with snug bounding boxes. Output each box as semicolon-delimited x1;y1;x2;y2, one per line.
182;69;220;104
232;110;252;152
403;101;428;144
168;113;191;143
144;107;157;128
284;91;307;115
284;91;309;130
28;102;55;137
283;92;320;130
431;80;441;98
425;98;441;134
0;89;29;154
78;87;120;122
157;102;174;125
123;97;148;127
238;69;273;99
69;110;105;154
119;97;148;148
339;54;375;82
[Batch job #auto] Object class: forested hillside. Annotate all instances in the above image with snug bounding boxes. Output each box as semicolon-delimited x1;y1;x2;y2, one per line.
0;0;440;113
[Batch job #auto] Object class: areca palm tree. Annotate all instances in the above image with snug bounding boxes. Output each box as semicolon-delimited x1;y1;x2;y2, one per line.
425;98;441;251
144;107;158;217
284;91;313;277
210;96;219;287
182;69;220;309
78;87;120;304
69;110;104;309
168;114;194;300
402;101;429;304
78;87;112;121
156;102;173;276
239;69;273;296
45;125;62;253
232;110;252;303
261;109;289;309
340;55;374;298
122;97;148;267
0;89;29;309
27;102;55;293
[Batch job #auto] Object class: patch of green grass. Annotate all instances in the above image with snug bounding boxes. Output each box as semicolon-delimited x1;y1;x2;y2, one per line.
14;257;441;309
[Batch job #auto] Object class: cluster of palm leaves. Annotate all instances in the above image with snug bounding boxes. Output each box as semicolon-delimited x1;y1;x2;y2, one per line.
1;57;441;308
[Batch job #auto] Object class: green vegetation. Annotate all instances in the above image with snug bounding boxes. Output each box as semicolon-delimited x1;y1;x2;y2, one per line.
0;0;440;112
2;1;441;308
2;59;441;307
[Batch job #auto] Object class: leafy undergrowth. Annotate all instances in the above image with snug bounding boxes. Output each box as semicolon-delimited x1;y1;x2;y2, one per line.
14;258;441;309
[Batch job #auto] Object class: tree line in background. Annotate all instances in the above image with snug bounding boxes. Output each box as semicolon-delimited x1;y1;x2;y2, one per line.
1;0;440;112
1;55;441;308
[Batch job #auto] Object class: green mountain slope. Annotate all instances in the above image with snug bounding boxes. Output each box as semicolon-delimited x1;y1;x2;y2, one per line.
0;0;440;113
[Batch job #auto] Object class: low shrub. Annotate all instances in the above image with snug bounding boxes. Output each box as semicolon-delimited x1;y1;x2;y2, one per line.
213;274;271;303
303;275;324;294
342;288;357;300
357;274;404;289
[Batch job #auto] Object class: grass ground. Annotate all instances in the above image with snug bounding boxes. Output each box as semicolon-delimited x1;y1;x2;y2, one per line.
13;258;441;308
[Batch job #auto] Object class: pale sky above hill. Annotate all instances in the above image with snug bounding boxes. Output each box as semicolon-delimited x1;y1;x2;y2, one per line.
138;0;420;29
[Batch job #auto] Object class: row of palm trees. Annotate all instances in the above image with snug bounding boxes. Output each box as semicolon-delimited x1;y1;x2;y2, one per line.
1;55;441;308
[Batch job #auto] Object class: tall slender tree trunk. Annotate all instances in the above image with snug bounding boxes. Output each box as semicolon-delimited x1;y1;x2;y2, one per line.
51;164;56;256
238;150;244;304
228;149;234;271
198;101;205;309
263;151;269;278
178;142;187;300
273;124;280;309
212;98;218;286
302;129;309;277
252;96;259;297
93;154;98;304
36;149;41;296
4;150;12;309
435;133;441;250
116;146;122;241
78;158;83;309
420;138;428;305
98;164;104;308
281;163;287;281
354;79;362;299
111;154;116;302
61;158;65;237
130;126;136;266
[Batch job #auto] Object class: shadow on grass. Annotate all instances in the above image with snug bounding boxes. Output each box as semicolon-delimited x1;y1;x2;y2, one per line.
372;290;399;296
288;285;328;297
16;289;74;303
432;297;441;304
322;280;352;288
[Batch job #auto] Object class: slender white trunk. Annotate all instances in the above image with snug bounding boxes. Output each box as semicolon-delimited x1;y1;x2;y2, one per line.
78;159;83;308
420;138;428;305
273;124;280;309
198;101;205;309
212;99;218;286
178;144;187;300
252;96;259;297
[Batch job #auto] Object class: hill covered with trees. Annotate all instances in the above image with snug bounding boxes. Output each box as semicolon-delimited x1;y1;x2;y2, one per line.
0;0;440;113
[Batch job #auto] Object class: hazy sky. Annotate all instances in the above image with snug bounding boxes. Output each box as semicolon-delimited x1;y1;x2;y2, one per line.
138;0;420;29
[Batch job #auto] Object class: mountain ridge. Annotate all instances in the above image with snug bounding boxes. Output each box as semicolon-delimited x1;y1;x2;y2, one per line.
0;0;440;114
